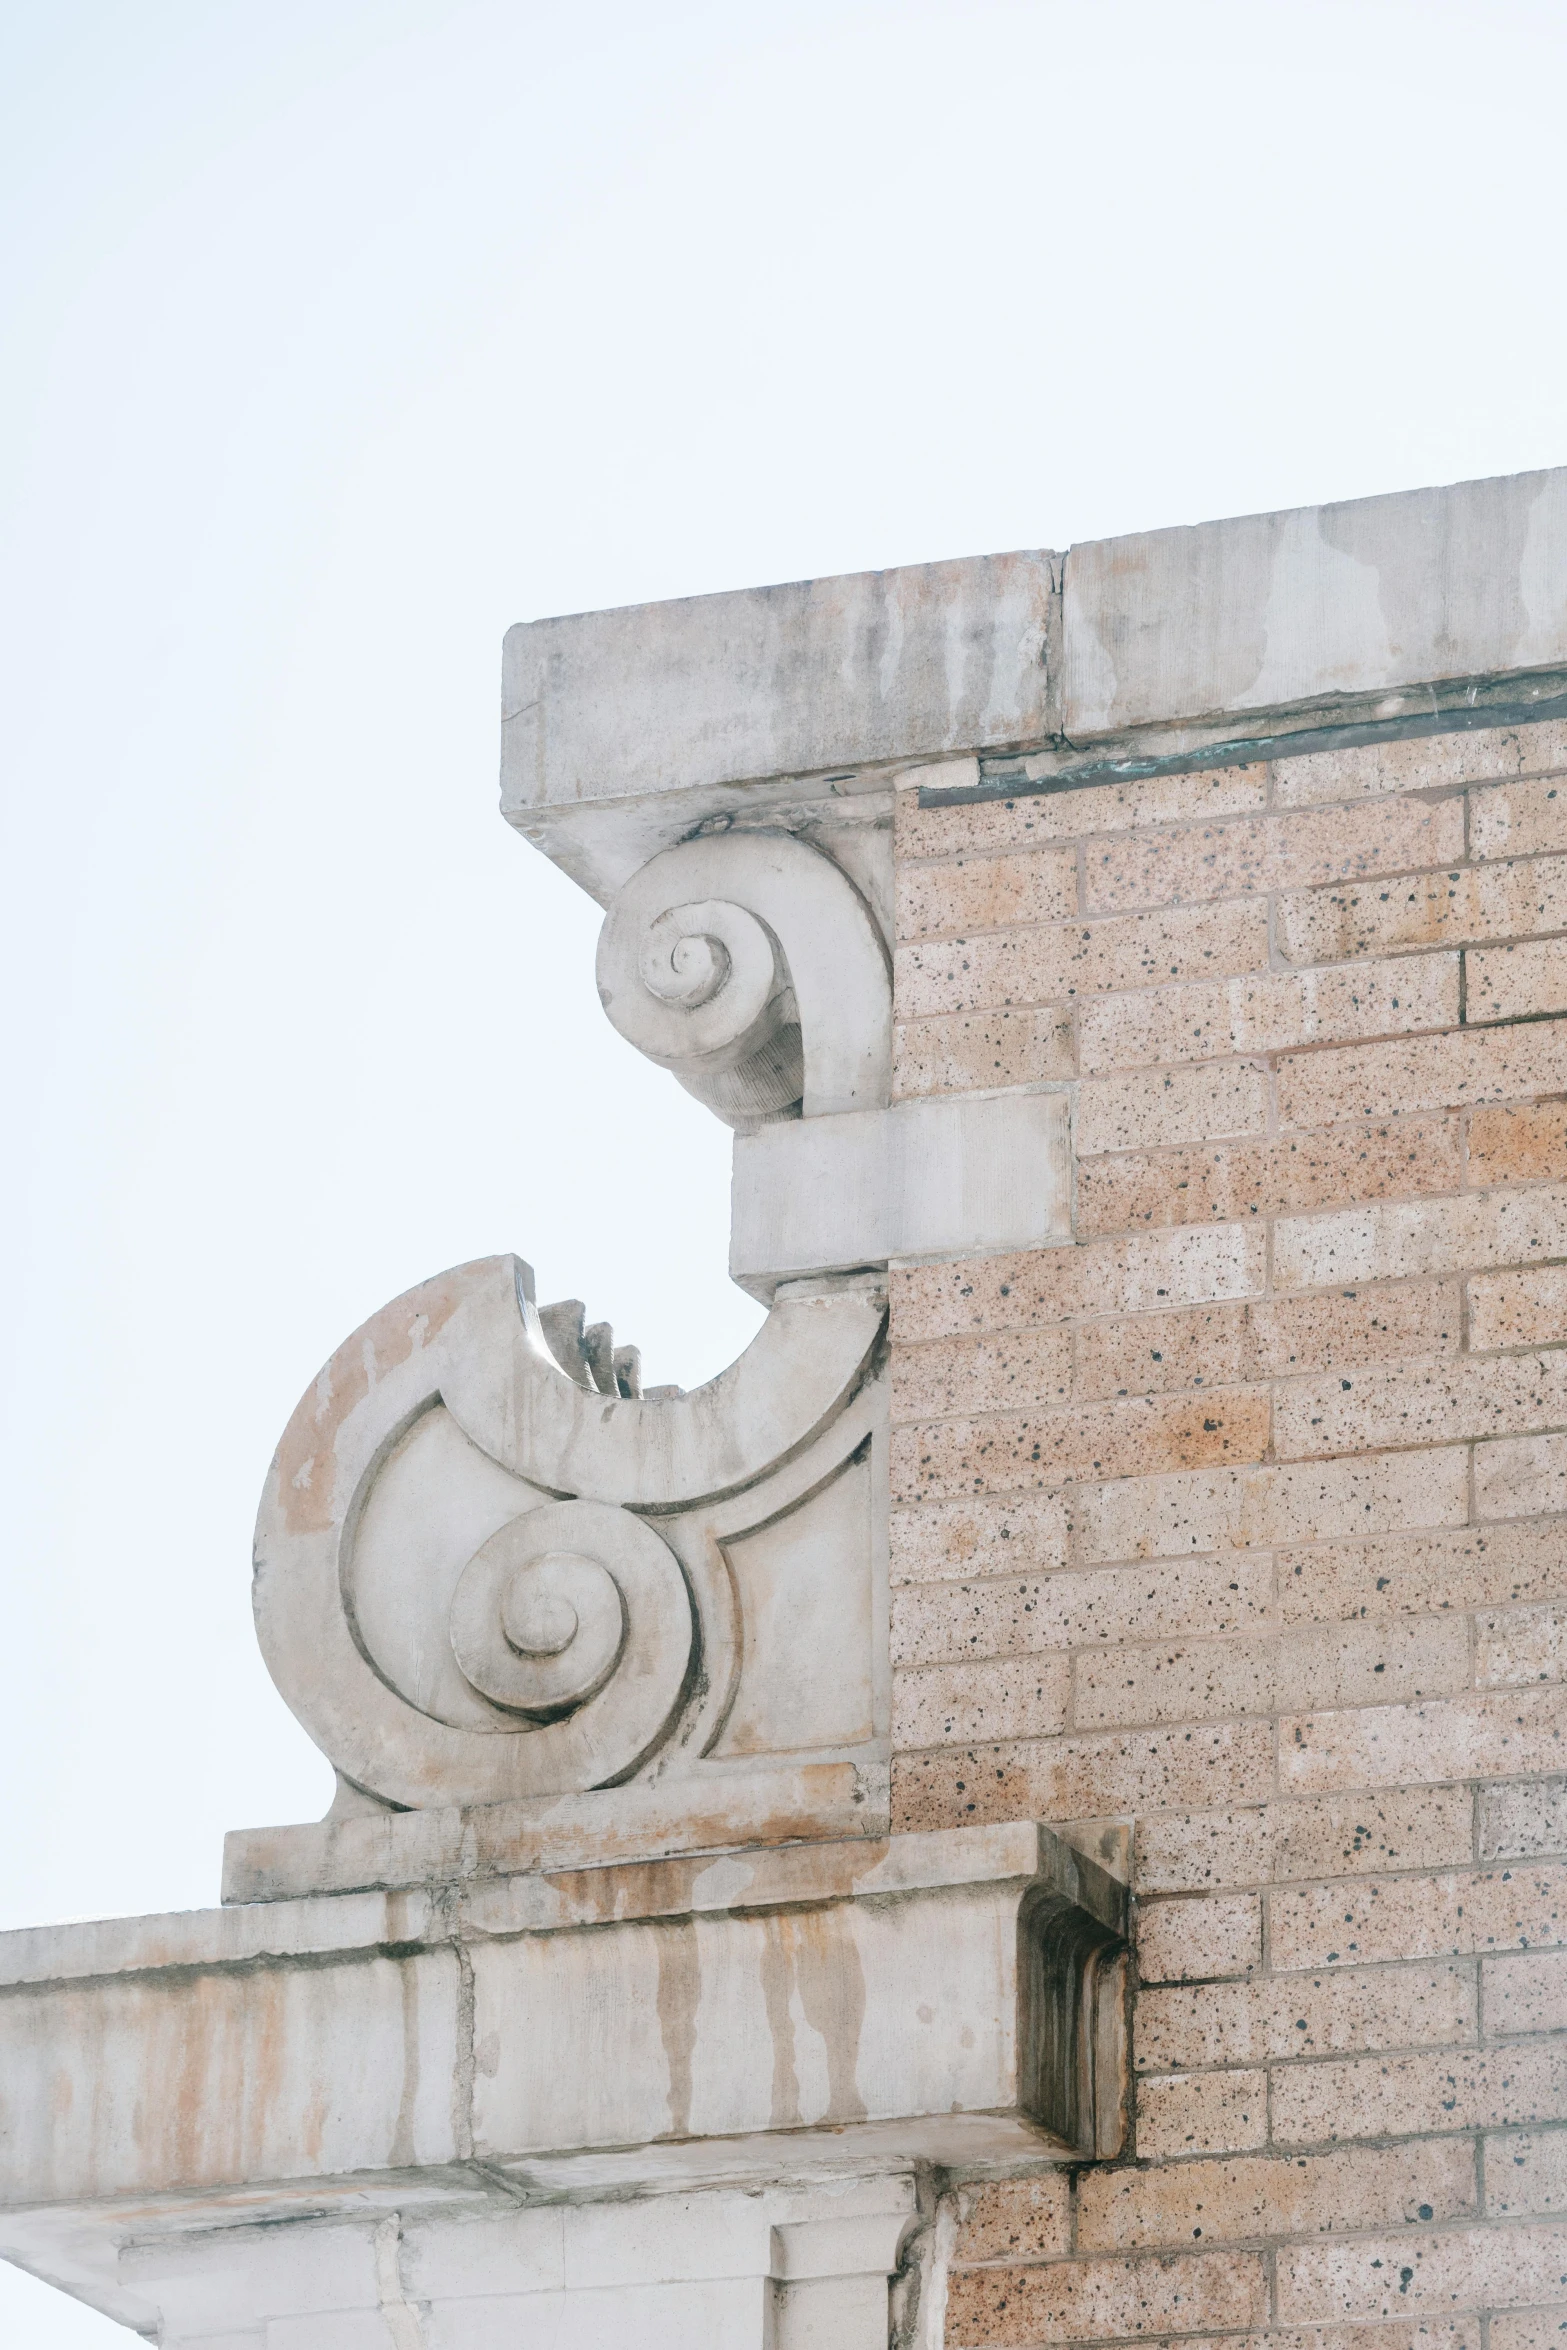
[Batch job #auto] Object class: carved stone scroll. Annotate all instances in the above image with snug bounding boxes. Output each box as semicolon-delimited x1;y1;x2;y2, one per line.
595;831;892;1127
253;1254;887;1816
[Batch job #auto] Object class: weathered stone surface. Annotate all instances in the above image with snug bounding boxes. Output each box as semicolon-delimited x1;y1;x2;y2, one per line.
1064;466;1567;732
0;1825;1124;2339
502;550;1059;899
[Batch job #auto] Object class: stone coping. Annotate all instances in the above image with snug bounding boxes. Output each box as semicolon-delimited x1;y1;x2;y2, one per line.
501;465;1567;902
0;1819;1125;1992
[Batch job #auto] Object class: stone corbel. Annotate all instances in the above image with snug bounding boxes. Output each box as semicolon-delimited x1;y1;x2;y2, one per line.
594;826;1070;1298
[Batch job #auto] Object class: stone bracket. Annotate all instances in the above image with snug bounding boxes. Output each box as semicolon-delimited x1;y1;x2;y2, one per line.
729;1089;1074;1299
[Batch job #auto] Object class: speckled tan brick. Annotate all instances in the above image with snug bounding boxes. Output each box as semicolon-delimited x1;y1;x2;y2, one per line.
1271;1788;1477;1882
1281;1523;1567;1627
892;1247;1074;1341
896;844;1078;941
1074;1301;1260;1400
1276;1353;1567;1460
889;1718;1274;1832
1078;959;1458;1076
891;1386;1271;1503
1274;1185;1567;1291
890;1554;1273;1667
1138;2068;1269;2158
1137;1892;1262;1983
1071;2325;1474;2350
894;897;1269;1019
1477;1603;1567;1688
1077;2139;1478;2250
1278;1020;1567;1130
1475;1434;1567;1521
1278;855;1567;968
1087;799;1464;916
1469;938;1567;1024
1273;2045;1567;2149
896;929;1061;1019
1270;1867;1567;1970
1278;2218;1567;2321
893;1004;1073;1095
943;2247;1267;2346
1484;1951;1567;2036
1281;1689;1567;1793
891;1328;1073;1423
1075;1636;1277;1730
892;1653;1070;1745
1485;2130;1567;2217
1273;722;1567;808
1469;1267;1567;1351
1470;1102;1567;1187
1076;1116;1462;1236
894;762;1269;862
1069;1449;1470;1567
1076;1060;1270;1157
1135;1807;1280;1893
1275;1617;1471;1711
1080;1226;1271;1318
1136;1964;1476;2071
1470;767;1567;858
1134;1789;1474;1894
1074;1285;1460;1402
1480;1779;1567;1861
889;1491;1069;1586
1492;2308;1567;2350
951;2173;1072;2263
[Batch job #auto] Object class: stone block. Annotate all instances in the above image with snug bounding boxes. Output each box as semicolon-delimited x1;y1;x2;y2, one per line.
1075;1115;1463;1236
1076;2140;1478;2249
1274;720;1567;808
896;844;1078;941
1136;1893;1263;1984
730;1089;1072;1294
1136;1963;1477;2070
1084;798;1462;916
1135;2069;1269;2158
1063;467;1567;734
1277;1020;1567;1130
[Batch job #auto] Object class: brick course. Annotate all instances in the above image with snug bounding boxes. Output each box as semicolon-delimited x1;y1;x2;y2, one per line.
892;718;1567;2350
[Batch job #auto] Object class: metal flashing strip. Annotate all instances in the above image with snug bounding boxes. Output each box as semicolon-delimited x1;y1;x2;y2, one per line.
918;684;1567;809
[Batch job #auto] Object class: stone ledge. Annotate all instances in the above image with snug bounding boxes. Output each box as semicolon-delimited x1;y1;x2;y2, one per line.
221;1760;890;1906
501;468;1567;912
0;1819;1128;2214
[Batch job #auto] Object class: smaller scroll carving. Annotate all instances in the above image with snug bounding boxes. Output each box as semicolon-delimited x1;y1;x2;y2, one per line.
595;832;891;1129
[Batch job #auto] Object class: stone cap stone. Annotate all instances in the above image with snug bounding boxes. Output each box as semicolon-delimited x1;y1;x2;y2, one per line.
501;466;1567;897
1064;464;1567;736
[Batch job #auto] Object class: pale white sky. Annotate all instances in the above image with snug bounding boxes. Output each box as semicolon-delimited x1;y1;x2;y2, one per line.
2;1;1564;2335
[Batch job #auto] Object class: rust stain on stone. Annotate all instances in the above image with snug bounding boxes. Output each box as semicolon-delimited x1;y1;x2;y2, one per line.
274;1273;468;1534
390;1958;422;2167
758;1918;801;2130
791;1907;868;2124
655;1916;701;2137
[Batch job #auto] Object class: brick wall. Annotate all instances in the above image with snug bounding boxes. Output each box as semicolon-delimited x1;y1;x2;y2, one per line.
886;719;1567;2350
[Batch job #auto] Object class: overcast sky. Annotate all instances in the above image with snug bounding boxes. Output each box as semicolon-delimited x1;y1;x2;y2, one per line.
3;2;1565;2336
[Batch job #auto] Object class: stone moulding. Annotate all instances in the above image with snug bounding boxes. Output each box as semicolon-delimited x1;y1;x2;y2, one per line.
0;1822;1127;2333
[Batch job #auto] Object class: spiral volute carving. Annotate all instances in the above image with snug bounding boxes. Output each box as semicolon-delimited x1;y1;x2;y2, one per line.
252;1254;886;1813
596;833;891;1128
